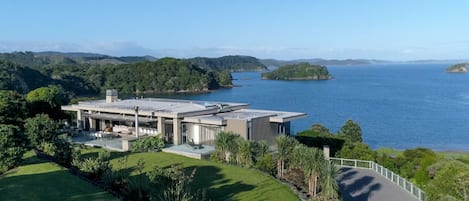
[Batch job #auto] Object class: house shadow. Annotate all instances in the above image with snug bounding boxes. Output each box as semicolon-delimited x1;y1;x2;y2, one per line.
184;165;255;201
337;168;382;201
0;169;113;200
337;167;359;182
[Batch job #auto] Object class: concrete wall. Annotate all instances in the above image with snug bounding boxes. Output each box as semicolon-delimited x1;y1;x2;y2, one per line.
225;119;248;139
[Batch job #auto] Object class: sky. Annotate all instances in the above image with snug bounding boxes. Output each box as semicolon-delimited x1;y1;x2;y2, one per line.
1;0;469;60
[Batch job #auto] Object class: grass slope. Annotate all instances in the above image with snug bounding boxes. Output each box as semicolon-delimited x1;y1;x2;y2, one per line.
0;151;116;201
82;148;299;201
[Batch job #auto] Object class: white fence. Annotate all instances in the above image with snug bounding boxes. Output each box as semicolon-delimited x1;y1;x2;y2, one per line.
330;157;425;201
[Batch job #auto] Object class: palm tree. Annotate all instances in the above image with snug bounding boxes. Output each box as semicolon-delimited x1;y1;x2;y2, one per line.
292;144;324;197
275;135;298;178
256;140;269;159
215;131;239;163
236;138;253;167
319;161;341;201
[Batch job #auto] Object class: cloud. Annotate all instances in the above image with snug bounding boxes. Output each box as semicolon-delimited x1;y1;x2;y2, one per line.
151;46;317;60
1;41;468;60
0;41;155;56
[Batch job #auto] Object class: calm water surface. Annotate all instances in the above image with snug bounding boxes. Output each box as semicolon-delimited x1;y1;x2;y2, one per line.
157;64;469;151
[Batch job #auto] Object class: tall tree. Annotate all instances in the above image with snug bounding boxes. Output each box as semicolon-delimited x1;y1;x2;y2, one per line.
26;85;68;119
0;90;27;125
236;138;253;167
214;131;239;163
292;144;324;196
24;114;60;149
275;135;298;178
319;161;341;201
311;123;330;135
338;119;363;143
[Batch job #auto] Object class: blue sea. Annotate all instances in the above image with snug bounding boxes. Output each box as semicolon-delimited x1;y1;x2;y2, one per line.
158;64;469;151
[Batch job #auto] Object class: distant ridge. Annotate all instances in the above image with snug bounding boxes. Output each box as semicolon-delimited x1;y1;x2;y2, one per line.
260;58;468;67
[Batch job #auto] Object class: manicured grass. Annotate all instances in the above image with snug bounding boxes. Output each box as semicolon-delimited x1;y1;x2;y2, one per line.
83;148;299;201
0;151;117;201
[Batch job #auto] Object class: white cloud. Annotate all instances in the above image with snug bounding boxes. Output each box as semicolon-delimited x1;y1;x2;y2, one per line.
0;41;155;56
1;41;468;60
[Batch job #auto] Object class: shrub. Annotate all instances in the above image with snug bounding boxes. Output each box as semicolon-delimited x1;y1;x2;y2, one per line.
147;165;204;201
40;136;74;166
103;156;129;192
255;154;275;175
122;158;151;201
73;150;112;180
0;125;25;173
131;136;165;152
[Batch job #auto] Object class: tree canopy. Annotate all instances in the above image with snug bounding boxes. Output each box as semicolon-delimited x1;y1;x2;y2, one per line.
0;90;27;125
261;62;332;80
338;119;363;143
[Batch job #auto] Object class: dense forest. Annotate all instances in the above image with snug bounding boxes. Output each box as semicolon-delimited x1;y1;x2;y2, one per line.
261;62;332;80
0;52;238;96
188;55;268;72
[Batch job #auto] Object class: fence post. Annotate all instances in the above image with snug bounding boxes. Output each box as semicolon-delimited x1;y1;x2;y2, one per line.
354;160;357;168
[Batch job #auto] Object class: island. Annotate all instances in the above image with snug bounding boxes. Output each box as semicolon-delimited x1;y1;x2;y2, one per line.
261;62;332;80
446;63;469;73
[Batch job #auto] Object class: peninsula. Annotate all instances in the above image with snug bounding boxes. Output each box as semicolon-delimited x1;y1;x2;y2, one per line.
261;62;332;80
446;63;469;73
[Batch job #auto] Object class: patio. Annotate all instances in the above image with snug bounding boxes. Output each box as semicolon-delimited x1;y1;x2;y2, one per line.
162;144;215;159
71;131;216;159
72;132;127;151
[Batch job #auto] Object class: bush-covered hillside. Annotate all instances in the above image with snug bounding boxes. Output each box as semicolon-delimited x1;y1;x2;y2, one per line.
188;55;268;72
0;52;233;96
261;62;332;80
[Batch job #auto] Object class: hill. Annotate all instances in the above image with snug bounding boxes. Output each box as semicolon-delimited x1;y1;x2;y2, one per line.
188;55;268;72
0;60;52;93
0;52;233;96
446;63;469;73
261;62;332;80
261;58;382;67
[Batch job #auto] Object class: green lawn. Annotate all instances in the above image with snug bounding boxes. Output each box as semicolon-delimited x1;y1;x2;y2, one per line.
83;148;299;201
0;151;117;201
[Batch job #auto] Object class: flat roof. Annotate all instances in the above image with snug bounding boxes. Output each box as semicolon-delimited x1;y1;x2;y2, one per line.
184;108;306;125
62;98;249;118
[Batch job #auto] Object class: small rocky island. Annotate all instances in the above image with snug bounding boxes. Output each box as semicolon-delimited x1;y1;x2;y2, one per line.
446;63;469;73
261;62;332;80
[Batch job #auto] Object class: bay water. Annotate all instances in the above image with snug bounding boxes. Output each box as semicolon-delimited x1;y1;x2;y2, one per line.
157;64;469;151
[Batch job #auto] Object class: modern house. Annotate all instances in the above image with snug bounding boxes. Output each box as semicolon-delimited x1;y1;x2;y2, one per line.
62;90;306;147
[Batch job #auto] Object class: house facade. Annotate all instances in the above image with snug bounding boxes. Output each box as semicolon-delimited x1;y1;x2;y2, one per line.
62;90;306;145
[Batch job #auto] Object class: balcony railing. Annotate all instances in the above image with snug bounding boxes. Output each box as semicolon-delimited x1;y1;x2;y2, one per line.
330;157;425;201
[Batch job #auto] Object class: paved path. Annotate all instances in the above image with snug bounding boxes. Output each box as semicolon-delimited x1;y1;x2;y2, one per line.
337;167;419;201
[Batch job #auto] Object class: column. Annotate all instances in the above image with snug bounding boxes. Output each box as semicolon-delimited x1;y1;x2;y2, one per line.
173;118;181;145
76;110;83;129
135;106;139;138
157;116;165;135
323;145;330;160
89;118;96;131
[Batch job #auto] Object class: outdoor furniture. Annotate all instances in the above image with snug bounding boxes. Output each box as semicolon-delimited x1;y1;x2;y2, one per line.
188;139;203;149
